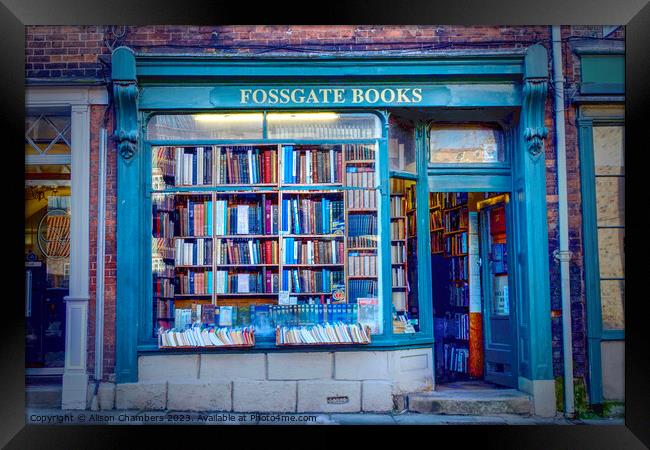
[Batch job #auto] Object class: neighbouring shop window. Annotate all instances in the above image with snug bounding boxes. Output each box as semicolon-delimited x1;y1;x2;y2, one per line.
25;108;71;370
149;112;383;347
429;124;504;164
593;125;625;330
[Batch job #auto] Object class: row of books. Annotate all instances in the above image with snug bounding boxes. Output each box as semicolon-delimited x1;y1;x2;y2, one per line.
343;143;376;161
153;212;175;239
348;235;377;249
214;199;278;235
449;284;469;307
282;146;343;184
430;192;444;209
277;323;370;345
215;271;279;294
391;242;406;264
175;238;212;266
390;196;405;217
346;167;377;210
348;252;378;277
282;269;344;294
392;267;406;287
430;210;443;230
444;312;469;340
177;198;213;237
443;207;469;232
165;304;276;336
445;232;468;256
443;192;469;209
153;275;175;298
282;238;344;265
348;214;378;237
444;344;470;373
215;239;279;265
349;279;378;304
177;270;213;295
270;304;359;327
159;325;255;347
216;147;278;185
173;147;214;186
281;197;344;235
449;254;469;280
390;219;406;240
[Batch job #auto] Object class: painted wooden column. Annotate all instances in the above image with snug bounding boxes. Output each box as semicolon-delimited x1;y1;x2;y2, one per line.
61;103;91;409
514;43;555;416
113;47;141;383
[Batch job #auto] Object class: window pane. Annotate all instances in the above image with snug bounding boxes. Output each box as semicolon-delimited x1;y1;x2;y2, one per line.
601;280;624;330
595;176;624;227
25;113;72;156
390;177;419;333
430;124;504;164
147;113;264;141
267;113;380;140
593;126;624;175
388;117;416;172
597;228;625;279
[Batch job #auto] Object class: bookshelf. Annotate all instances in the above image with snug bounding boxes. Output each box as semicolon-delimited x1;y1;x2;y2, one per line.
151;142;380;346
389;177;419;334
431;192;471;381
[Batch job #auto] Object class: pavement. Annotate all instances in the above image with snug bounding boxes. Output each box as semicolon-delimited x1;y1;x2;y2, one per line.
24;408;625;425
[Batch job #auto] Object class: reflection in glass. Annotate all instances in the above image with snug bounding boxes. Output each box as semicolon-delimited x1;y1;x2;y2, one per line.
430;124;504;164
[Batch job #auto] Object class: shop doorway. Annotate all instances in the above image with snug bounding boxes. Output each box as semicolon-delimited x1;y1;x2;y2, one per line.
431;192;517;389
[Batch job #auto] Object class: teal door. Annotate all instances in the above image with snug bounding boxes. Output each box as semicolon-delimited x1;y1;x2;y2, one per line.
478;195;517;388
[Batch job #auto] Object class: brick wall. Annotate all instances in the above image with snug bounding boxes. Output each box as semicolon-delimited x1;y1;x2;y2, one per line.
24;25;623;401
88;104;117;380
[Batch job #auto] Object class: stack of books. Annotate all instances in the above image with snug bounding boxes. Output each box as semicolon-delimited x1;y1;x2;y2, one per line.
158;325;255;347
276;322;371;345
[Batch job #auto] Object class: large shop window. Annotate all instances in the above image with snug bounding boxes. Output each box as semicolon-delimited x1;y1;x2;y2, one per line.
149;112;383;348
388;116;420;334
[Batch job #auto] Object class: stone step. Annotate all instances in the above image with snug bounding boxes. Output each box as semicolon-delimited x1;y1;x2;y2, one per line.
407;389;532;415
26;385;62;409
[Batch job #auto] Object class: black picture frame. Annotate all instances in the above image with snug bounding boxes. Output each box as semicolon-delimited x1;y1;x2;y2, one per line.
2;0;647;447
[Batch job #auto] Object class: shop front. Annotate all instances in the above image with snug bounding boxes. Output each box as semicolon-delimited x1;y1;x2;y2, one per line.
112;44;556;415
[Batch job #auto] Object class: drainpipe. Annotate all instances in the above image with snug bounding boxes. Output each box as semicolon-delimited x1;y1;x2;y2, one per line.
551;25;575;417
91;127;108;410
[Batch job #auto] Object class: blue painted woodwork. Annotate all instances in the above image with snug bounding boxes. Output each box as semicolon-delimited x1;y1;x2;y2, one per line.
114;48;553;386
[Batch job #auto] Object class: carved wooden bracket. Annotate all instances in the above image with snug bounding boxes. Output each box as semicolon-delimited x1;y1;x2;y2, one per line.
522;78;549;159
113;81;139;160
111;47;139;161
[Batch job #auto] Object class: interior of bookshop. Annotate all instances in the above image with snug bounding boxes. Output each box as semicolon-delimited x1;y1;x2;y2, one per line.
148;111;513;385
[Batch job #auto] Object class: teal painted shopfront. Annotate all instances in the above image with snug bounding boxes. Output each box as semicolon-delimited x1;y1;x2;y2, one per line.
113;44;556;414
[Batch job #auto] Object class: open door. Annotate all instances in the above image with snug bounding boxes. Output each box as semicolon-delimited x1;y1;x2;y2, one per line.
478;194;517;388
